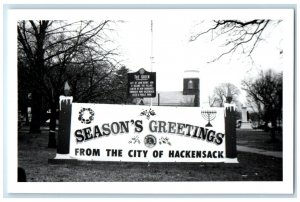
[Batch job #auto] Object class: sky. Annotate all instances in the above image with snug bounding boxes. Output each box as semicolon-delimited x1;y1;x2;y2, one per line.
112;19;284;106
9;8;286;107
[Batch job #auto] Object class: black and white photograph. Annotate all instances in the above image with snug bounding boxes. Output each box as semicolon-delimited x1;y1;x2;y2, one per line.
2;2;296;199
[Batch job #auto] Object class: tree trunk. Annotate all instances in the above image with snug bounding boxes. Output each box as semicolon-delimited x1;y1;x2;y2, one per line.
29;21;47;133
270;119;277;142
25;109;29;125
263;119;269;132
29;91;42;133
48;101;57;148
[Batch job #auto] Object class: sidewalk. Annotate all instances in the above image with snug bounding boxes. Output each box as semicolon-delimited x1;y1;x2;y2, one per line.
237;145;282;158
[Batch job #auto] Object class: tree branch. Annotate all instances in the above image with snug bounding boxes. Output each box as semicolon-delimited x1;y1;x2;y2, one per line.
190;19;278;62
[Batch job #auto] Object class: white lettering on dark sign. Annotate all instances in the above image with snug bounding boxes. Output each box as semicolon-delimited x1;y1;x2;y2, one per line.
128;68;156;97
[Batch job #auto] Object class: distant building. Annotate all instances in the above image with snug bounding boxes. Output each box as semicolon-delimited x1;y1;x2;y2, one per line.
142;70;200;107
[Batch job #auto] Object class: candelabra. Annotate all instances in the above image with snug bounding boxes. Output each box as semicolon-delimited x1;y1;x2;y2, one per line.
201;110;217;127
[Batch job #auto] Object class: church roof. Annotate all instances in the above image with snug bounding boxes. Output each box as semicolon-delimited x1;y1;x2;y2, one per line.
143;91;195;106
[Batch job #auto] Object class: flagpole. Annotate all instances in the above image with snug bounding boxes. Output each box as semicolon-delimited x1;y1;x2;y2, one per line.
150;20;154;107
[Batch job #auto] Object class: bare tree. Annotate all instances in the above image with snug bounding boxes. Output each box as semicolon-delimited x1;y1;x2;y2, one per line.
242;69;282;140
18;20;122;147
190;20;282;63
210;83;240;107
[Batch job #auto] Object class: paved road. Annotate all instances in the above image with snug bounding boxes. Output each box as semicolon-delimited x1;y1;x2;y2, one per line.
237;145;282;158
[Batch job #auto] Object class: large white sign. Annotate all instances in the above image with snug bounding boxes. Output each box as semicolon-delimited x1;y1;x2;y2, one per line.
69;103;226;162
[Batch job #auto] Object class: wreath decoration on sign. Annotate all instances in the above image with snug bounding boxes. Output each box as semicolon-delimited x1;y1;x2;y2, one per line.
78;108;95;124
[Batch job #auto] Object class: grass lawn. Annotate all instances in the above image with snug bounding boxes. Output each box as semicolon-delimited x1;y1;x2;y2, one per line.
236;129;282;151
18;127;282;182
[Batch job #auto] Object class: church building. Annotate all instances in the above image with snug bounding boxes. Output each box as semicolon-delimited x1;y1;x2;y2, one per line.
142;70;200;107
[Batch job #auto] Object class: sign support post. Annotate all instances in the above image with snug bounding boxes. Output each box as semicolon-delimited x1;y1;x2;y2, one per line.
224;104;238;163
53;96;73;160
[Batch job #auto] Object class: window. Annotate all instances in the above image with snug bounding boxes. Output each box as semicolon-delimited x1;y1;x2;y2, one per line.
188;80;193;89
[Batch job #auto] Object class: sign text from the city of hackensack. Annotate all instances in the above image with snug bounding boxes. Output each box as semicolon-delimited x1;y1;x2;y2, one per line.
70;104;226;162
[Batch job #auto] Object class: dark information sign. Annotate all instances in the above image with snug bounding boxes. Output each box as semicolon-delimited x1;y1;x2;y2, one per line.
128;68;156;98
